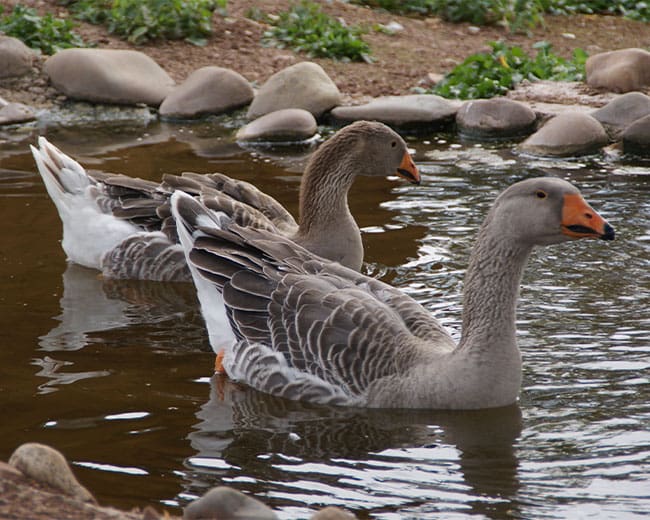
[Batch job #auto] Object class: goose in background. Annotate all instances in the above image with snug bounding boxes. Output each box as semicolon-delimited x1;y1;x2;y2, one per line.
30;121;419;282
172;177;615;409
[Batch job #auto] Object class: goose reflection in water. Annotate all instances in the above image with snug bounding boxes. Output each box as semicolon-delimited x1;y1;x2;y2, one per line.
184;375;523;519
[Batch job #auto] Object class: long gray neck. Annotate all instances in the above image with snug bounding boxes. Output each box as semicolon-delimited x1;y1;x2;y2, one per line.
299;157;356;234
458;220;533;356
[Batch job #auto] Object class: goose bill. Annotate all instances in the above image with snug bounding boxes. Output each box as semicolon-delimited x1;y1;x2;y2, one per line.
396;152;420;185
561;193;615;241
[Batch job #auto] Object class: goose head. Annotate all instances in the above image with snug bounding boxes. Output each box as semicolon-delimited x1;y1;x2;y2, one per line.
312;121;420;185
487;177;615;247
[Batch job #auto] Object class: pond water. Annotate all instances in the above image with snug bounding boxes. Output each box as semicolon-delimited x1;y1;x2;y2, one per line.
0;116;648;519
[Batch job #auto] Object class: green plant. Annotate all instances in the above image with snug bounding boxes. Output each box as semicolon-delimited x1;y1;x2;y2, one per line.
350;0;438;15
71;0;226;45
545;0;650;21
261;1;372;62
430;41;587;99
0;4;86;55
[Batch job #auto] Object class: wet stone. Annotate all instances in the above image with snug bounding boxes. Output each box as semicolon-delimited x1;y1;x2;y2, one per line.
622;114;650;156
456;97;536;139
183;486;278;520
236;108;317;142
159;66;254;120
44;48;175;106
329;94;458;130
247;61;342;120
0;101;37;125
591;92;650;138
586;48;650;93
8;443;95;504
518;112;608;157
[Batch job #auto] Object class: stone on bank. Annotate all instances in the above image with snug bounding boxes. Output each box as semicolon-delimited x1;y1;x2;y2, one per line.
236;108;318;142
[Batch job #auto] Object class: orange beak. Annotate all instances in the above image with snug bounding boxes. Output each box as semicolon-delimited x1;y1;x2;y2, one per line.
561;193;615;241
396;151;420;185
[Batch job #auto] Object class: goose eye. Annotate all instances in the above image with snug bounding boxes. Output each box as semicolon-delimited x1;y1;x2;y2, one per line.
535;190;547;199
391;141;397;148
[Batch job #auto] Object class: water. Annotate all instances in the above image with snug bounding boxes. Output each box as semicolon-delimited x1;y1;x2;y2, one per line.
0;118;648;519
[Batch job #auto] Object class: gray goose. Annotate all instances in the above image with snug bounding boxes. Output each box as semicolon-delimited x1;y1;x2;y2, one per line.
30;121;419;282
172;177;615;409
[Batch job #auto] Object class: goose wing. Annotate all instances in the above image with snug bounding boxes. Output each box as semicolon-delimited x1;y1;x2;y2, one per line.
173;192;453;406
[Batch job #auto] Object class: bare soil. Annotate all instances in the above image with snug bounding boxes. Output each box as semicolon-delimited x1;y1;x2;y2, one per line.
1;0;650;109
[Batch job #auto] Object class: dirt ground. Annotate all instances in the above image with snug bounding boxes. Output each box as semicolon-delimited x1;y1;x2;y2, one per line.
1;0;650;109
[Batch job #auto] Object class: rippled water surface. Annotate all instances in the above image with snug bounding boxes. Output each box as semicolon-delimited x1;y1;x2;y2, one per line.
1;119;648;519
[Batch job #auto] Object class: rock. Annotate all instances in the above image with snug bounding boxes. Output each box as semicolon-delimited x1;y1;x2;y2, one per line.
247;61;342;120
8;443;96;504
159;66;254;119
329;94;458;130
456;97;536;139
519;112;608;157
183;486;278;520
236;108;317;142
586;48;650;93
0;101;37;125
622;114;650;156
310;506;357;519
591;92;650;138
44;48;175;106
0;36;34;78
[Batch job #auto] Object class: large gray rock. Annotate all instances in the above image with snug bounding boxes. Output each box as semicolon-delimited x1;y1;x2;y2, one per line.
0;36;34;78
44;48;175;106
591;92;650;138
8;443;95;504
586;48;650;93
159;66;254;119
330;94;457;129
184;486;278;520
622;114;650;156
456;97;536;139
236;108;317;142
519;112;608;157
247;61;342;120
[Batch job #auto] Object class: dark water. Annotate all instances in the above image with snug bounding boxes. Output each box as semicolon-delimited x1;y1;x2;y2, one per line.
1;118;648;519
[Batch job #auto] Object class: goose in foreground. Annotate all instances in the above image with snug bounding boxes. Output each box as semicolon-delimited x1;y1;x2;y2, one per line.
30;121;419;282
172;177;615;409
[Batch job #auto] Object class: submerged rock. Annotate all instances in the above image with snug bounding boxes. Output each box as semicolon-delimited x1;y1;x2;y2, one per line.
159;66;254;119
0;100;36;125
456;97;536;139
586;48;650;93
247;61;342;120
9;443;95;504
329;94;457;130
44;48;175;106
183;486;278;520
622;114;650;156
236;108;317;142
518;112;608;157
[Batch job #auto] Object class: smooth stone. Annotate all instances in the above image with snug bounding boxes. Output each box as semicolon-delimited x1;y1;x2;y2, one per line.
8;443;95;504
0;101;37;125
519;112;608;157
236;108;317;142
0;36;34;78
329;94;458;129
456;97;536;139
247;61;342;119
310;506;357;519
183;486;278;520
159;66;254;119
591;92;650;138
622;114;650;156
586;48;650;93
44;48;175;106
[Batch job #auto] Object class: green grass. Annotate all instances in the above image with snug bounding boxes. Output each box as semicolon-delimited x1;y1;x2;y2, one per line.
71;0;225;46
260;0;372;62
428;41;588;99
0;5;87;55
